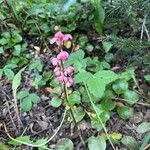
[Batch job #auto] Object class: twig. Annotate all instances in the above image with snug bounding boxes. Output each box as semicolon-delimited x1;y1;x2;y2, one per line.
144;143;150;150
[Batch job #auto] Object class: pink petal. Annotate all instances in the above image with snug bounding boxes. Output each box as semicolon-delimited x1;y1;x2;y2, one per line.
65;66;74;76
66;77;74;87
63;34;72;41
50;37;57;44
55;31;64;39
57;51;69;61
51;57;59;66
57;75;68;84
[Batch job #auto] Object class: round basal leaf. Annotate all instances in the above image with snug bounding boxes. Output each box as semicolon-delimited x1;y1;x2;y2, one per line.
55;138;74;150
85;44;94;52
117;106;133;120
105;53;114;62
102;89;114;99
102;41;113;53
4;69;14;80
88;136;106;150
21;97;32;112
101;99;116;111
68;91;81;106
112;79;128;95
74;72;92;83
73;106;85;122
13;44;21;56
121;136;138;149
136;122;150;134
50;97;62;108
0;47;4;54
29;93;40;104
144;74;150;81
100;110;110;123
87;76;105;98
17;91;29;99
123;90;139;105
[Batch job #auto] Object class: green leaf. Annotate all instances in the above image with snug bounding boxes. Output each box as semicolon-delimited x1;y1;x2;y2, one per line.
9;136;33;146
17;91;29;99
101;99;116;111
65;49;85;66
0;38;8;45
13;44;21;56
12;67;26;100
73;106;85;122
122;90;139;105
5;64;17;69
21;97;32;112
12;31;22;43
102;41;113;53
140;132;150;150
4;69;14;80
50;97;62;108
121;136;138;150
0;47;4;54
29;94;40;104
93;2;105;34
55;138;74;150
136;122;150;134
0;141;10;150
112;79;128;95
68;91;81;106
144;74;150;81
117;106;133;120
88;136;106;150
74;71;93;83
87;76;105;98
94;70;119;85
29;59;43;72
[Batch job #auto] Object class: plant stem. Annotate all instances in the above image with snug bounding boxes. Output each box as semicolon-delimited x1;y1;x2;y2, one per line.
84;82;116;150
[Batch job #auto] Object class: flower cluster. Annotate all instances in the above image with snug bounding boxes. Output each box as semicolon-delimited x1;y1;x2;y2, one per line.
51;51;74;87
50;31;72;46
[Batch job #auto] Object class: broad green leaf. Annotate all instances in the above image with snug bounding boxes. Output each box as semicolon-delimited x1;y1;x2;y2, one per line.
21;97;32;112
29;94;40;104
0;47;4;54
12;31;22;43
34;138;48;145
0;141;10;150
0;38;8;45
13;44;21;56
123;90;139;105
87;76;105;98
136;122;150;134
5;64;17;69
55;138;74;150
140;132;150;150
120;68;135;81
121;136;138;150
117;106;133;120
144;74;150;81
88;136;106;150
74;71;92;83
73;106;85;122
4;69;14;80
68;91;81;106
17;91;29;99
50;97;62;108
112;79;128;95
94;70;119;85
101;99;116;111
102;41;113;53
29;59;43;72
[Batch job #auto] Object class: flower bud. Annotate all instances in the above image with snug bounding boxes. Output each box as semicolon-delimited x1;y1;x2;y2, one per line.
65;66;74;76
51;57;59;66
57;51;69;61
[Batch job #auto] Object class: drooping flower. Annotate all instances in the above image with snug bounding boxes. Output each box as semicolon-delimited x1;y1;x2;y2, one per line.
51;57;60;66
66;77;74;87
65;66;74;76
50;31;72;46
57;51;69;61
57;75;68;84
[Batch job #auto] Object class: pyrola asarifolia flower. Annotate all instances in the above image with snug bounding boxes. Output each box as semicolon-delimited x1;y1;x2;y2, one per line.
65;66;74;76
51;57;60;66
57;51;69;61
50;31;72;46
50;31;74;87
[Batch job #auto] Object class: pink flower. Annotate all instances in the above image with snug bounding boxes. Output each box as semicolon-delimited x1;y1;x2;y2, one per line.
50;31;64;46
50;31;73;46
54;67;61;77
66;77;74;87
57;51;69;61
51;57;59;66
65;66;74;76
63;34;72;41
57;75;68;84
